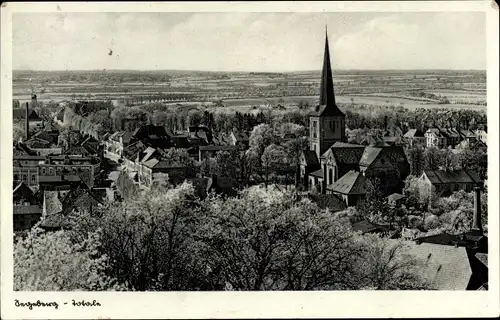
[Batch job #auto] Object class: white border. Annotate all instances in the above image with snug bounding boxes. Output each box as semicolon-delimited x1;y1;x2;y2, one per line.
1;2;499;319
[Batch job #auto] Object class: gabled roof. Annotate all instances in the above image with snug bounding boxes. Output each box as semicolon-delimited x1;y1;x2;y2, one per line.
423;170;482;185
475;253;488;268
388;193;405;202
24;138;52;148
13;143;38;156
302;149;319;166
352;220;390;234
359;146;383;167
13;182;37;203
403;241;473;290
327;142;365;165
110;131;134;144
309;168;324;178
13;108;41;120
309;193;346;212
327;170;367;195
231;130;249;142
404;129;425;138
60;187;102;215
13;205;42;215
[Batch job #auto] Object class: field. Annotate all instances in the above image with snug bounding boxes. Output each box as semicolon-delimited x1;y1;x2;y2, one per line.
13;69;487;112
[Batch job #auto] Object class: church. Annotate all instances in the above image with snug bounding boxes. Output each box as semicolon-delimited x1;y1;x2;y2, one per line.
299;29;410;206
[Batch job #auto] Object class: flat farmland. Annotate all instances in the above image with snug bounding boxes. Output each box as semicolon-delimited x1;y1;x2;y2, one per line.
13;69;487;112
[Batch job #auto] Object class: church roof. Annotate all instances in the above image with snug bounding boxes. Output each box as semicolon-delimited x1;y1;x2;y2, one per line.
359;146;383;167
327;170;367;195
302;149;319;166
311;28;344;118
328;142;365;165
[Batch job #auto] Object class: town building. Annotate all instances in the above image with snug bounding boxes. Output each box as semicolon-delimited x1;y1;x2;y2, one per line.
300;29;410;198
199;145;238;162
13;154;100;190
326;170;367;206
408;187;487;290
308;29;346;161
419;169;482;197
403;129;426;147
13;182;42;231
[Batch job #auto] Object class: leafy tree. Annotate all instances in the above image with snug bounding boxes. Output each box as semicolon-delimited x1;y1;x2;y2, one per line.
357;178;388;222
356;235;432;290
249;124;276;157
261;144;289;185
70;182;204;291
403;175;432;210
187;109;203;128
116;170;139;200
14;228;124;291
194;187;365;290
406;146;425;176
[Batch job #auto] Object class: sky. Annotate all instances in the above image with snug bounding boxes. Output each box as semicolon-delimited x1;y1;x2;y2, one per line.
12;12;486;71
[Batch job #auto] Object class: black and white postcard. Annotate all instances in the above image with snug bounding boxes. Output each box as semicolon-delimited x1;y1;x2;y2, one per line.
1;1;499;319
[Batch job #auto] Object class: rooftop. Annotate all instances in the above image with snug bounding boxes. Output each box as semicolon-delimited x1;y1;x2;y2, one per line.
327;170;367;195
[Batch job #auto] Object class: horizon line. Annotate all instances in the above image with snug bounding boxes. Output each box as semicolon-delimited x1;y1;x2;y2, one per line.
13;68;487;73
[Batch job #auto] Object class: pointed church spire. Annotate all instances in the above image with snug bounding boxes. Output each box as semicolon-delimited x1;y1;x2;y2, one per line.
319;26;336;107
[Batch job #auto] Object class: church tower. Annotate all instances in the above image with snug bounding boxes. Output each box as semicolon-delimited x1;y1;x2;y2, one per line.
309;28;346;159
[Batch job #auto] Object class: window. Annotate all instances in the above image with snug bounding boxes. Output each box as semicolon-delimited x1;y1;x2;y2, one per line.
41;167;46;175
31;175;36;183
312;121;318;139
14;174;19;181
48;167;54;175
329;168;333;184
22;174;27;182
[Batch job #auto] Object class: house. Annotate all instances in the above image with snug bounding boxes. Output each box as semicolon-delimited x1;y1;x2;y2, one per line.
40;186;103;231
403;129;426;147
13;182;42;231
351;220;392;236
228;130;249;147
104;131;134;161
308;193;346;213
189;126;213;145
409;187;487;290
420;169;482;197
299;149;320;189
13;154;100;190
475;129;487;144
458;129;477;143
139;156;195;187
326;170;367;207
358;146;410;195
425;128;448;148
31;129;60;146
387;193;405;207
199;145;238;162
131;124;172;149
321;142;365;186
206;175;238;197
382;136;402;146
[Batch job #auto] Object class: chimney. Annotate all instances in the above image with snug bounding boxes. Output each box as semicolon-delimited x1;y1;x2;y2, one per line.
25;102;30;141
31;94;37;109
472;186;482;232
322;163;327;195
